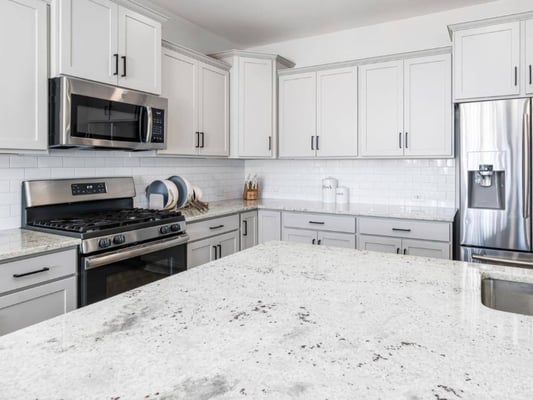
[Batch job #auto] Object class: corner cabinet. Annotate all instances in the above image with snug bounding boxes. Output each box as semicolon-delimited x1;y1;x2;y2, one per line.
211;51;294;158
279;67;358;158
51;0;162;94
0;0;48;151
240;211;258;250
258;210;281;243
359;53;452;158
160;42;229;157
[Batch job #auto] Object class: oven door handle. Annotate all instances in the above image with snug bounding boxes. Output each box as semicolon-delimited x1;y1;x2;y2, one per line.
83;234;189;270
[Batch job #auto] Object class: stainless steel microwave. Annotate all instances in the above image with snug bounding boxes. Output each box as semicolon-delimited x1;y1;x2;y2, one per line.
49;77;167;150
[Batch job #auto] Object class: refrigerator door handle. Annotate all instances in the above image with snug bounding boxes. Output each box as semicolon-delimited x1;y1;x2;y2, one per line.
472;254;533;268
524;101;531;220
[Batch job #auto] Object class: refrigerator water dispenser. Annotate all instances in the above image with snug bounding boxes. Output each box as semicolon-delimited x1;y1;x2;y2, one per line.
468;165;505;209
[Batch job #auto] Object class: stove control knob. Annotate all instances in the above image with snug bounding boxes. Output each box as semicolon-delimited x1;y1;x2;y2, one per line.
113;234;126;245
160;226;170;235
99;238;112;248
170;223;181;232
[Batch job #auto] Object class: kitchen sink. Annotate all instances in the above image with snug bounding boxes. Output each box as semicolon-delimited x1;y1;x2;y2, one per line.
481;278;533;316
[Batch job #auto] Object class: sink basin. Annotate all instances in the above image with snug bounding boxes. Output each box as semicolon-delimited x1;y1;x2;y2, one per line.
481;278;533;316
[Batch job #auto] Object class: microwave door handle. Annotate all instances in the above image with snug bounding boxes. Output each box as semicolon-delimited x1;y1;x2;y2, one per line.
145;106;153;143
139;106;153;143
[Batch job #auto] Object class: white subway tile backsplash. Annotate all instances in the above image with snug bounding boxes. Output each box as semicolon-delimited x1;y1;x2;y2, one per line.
245;159;456;208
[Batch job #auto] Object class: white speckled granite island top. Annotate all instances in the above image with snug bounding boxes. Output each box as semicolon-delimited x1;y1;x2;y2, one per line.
0;229;80;262
183;199;457;223
1;241;532;399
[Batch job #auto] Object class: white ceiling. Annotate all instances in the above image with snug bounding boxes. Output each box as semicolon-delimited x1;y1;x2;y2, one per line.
147;0;496;48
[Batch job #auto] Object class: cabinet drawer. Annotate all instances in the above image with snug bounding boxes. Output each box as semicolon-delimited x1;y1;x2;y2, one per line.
187;214;239;242
0;249;77;295
282;212;356;233
358;217;450;242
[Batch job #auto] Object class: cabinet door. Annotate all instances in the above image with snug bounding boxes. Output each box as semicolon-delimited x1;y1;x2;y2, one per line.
258;210;281;243
0;0;47;151
198;62;229;156
453;22;520;100
218;231;239;259
402;239;450;260
187;237;216;269
404;54;452;157
358;234;402;254
238;57;274;157
359;61;404;157
118;6;161;94
282;228;317;245
316;67;358;157
0;277;76;336
279;72;317;158
526;19;533;95
159;49;198;155
55;0;118;85
317;231;355;249
240;211;258;251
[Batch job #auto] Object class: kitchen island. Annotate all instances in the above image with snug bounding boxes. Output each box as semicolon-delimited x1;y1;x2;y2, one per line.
0;241;532;399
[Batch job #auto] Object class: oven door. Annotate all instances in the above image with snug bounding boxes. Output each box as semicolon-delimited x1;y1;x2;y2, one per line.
79;235;188;307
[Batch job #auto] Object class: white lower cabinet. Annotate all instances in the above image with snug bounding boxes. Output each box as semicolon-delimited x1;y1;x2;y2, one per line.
357;217;452;259
282;228;317;244
240;211;258;250
258;210;281;243
0;248;77;335
283;228;355;249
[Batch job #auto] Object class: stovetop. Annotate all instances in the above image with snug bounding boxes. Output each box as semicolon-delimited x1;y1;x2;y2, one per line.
28;208;184;235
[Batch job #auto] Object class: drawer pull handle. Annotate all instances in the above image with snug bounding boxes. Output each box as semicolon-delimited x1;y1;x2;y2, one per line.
13;267;50;278
308;221;325;225
209;224;224;230
392;228;411;232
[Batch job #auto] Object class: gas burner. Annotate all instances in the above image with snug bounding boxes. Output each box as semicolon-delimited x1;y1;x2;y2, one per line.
29;208;183;234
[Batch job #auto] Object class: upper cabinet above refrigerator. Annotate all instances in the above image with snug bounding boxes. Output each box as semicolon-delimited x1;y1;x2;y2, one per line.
450;14;533;102
50;0;162;95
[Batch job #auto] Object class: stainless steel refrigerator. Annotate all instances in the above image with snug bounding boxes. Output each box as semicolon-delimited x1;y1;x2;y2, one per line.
459;98;533;267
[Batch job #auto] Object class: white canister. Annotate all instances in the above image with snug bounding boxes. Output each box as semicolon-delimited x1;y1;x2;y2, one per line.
322;177;338;203
336;186;349;205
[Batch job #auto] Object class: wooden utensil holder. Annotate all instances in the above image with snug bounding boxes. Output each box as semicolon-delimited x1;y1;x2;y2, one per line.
243;186;258;200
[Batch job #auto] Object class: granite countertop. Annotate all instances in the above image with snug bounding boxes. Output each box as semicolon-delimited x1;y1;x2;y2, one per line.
0;229;80;263
0;241;532;399
183;198;458;223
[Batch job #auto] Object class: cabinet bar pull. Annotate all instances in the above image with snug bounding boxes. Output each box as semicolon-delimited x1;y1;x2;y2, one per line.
403;249;407;255
217;244;222;258
200;132;205;148
243;220;248;236
530;65;532;85
13;267;50;278
514;66;518;86
312;238;316;245
210;224;224;230
317;239;321;245
113;54;119;76
399;132;402;149
396;248;400;254
195;132;200;148
121;56;127;77
268;136;272;151
316;136;319;151
308;221;325;225
392;228;411;232
311;136;314;150
405;132;408;149
212;246;218;260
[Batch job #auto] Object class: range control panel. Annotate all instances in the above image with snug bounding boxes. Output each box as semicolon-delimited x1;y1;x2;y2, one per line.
71;182;107;196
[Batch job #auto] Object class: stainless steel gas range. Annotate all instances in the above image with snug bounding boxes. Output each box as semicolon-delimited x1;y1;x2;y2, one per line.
22;177;188;307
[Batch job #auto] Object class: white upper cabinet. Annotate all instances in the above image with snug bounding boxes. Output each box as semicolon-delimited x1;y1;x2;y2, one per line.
526;19;533;95
117;6;161;94
404;54;452;157
160;49;198;156
316;67;358;157
279;72;317;158
453;22;520;100
359;60;404;157
160;43;229;157
198;62;229;156
52;0;161;94
0;0;47;151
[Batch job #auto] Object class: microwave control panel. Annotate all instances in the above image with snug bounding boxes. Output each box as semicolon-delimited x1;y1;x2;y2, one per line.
151;108;165;143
